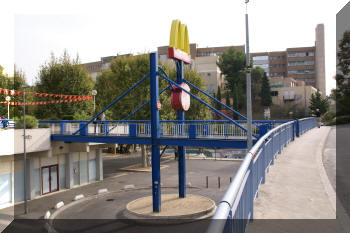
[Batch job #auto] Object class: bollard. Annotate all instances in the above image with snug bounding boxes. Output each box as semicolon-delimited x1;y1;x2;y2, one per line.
218;177;221;189
206;176;208;188
230;177;232;183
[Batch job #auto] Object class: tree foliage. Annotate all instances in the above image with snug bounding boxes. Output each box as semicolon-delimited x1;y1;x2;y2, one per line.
0;66;26;118
217;47;246;110
225;90;231;107
34;51;94;119
260;72;272;106
336;30;350;116
251;67;264;101
95;54;211;121
216;86;222;110
309;90;329;114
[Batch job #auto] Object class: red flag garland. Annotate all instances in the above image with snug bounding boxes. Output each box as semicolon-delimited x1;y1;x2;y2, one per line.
0;88;93;101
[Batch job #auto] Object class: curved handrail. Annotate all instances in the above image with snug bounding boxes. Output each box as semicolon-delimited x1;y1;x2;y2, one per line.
207;117;316;233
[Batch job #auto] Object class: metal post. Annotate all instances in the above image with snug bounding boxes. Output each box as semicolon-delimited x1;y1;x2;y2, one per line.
245;1;253;150
5;96;11;119
150;52;161;212
22;86;28;214
176;60;186;198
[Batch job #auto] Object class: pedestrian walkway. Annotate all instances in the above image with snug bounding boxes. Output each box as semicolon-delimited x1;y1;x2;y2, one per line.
251;126;335;219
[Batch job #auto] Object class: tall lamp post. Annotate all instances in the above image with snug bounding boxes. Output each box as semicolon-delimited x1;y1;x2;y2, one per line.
5;96;11;119
245;0;253;150
22;84;29;214
92;90;97;113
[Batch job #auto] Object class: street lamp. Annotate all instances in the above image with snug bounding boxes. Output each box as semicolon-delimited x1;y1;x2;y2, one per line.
92;90;97;113
22;84;29;214
245;0;253;150
5;96;11;119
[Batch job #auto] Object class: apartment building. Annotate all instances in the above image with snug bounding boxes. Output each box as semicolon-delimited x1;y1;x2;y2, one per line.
269;77;317;109
81;24;325;98
251;24;326;97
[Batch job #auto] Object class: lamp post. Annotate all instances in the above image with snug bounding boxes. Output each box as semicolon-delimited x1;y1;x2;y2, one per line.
92;90;97;113
245;0;253;150
22;84;29;214
5;96;10;119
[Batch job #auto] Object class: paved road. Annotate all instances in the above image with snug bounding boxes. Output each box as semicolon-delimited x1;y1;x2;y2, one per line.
2;156;241;232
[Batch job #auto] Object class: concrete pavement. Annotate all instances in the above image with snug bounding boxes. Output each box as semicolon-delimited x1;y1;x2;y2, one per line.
251;126;335;219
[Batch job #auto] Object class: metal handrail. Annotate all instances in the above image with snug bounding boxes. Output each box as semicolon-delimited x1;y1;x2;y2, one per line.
206;117;316;233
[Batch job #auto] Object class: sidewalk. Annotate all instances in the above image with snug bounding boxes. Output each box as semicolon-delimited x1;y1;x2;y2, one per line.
252;126;335;219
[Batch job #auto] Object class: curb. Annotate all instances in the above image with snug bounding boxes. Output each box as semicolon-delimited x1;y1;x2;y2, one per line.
316;127;336;215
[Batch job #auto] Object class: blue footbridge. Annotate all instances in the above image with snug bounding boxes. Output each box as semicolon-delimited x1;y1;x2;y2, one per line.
38;52;317;233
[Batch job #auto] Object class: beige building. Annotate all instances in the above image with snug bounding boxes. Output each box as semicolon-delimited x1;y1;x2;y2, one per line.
194;56;223;94
269;77;318;109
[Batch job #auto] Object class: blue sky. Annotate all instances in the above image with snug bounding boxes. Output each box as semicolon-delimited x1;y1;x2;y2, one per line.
1;0;349;95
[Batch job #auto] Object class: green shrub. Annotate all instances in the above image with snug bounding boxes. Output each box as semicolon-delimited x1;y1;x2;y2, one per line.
14;115;38;129
322;111;336;122
326;115;350;126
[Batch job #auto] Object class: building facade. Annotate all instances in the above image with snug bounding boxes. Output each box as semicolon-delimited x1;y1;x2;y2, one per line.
269;77;318;109
81;24;325;98
0;129;105;209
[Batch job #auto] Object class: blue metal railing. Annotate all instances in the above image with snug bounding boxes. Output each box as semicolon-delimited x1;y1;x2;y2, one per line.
206;117;316;233
296;117;317;137
38;119;290;139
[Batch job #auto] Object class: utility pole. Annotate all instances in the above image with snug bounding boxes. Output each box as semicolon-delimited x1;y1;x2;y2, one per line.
22;84;29;214
245;0;253;150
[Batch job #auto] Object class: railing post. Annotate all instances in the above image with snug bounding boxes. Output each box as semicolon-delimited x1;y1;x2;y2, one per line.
189;124;196;139
296;120;300;137
150;52;161;212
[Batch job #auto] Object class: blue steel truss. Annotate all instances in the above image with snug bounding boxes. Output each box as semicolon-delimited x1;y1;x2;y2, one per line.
44;52;287;213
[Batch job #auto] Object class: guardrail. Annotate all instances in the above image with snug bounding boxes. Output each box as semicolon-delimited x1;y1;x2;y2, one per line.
38;120;291;139
206;117;316;233
38;120;282;139
296;117;317;137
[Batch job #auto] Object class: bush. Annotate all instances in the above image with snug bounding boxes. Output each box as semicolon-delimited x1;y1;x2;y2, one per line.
322;111;335;122
326;115;350;126
14;115;38;129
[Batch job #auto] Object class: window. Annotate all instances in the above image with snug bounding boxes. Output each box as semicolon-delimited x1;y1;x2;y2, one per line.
288;61;314;66
288;69;315;75
253;55;268;61
287;51;314;58
271;91;279;96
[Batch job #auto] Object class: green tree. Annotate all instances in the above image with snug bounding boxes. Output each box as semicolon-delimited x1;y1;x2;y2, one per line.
216;86;222;110
251;67;264;101
225;91;231;107
217;47;246;110
34;51;94;119
95;54;211;121
0;66;26;118
260;72;272;106
336;30;350;116
309;90;329;114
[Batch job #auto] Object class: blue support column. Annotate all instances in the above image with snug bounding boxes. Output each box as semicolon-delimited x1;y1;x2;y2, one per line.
176;60;186;198
150;52;161;212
